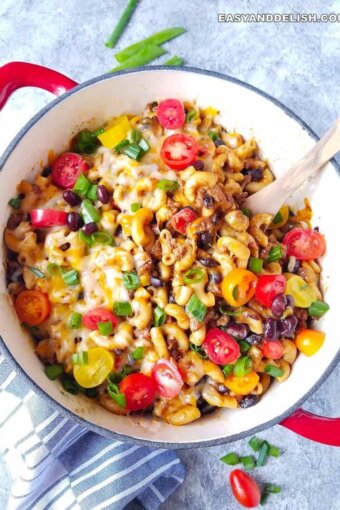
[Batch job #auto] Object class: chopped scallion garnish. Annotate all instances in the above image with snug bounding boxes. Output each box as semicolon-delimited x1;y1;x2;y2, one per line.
62;268;79;286
122;271;140;290
266;245;283;263
242;208;251;218
249;257;263;273
72;351;89;365
185;109;196;122
238;340;251;353
256;440;270;466
28;266;45;278
248;436;263;452
8;197;21;209
69;312;82;329
104;0;138;49
263;483;281;494
222;364;234;377
240;455;256;470
232;285;239;301
208;130;218;141
233;356;252;377
156;179;180;192
86;184;98;202
264;364;284;378
124;143;144;160
61;374;81;394
115;139;130;152
44;364;63;380
98;321;113;336
107;383;126;408
190;343;208;359
272;210;283;225
47;263;61;275
131;346;144;360
91;231;114;245
183;267;204;284
186;294;207;322
220;452;239;465
73;173;91;196
308;300;329;318
79;229;95;247
269;445;280;458
131;202;142;212
113;301;132;316
164;55;184;66
154;306;166;327
138;136;150;152
130;129;142;143
81;199;100;224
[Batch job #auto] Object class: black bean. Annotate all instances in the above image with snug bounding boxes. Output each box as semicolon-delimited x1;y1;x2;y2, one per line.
97;185;110;204
192;160;205;171
82;222;98;235
74;337;82;344
36;230;47;243
41;166;52;177
244;168;263;182
278;315;298;338
285;295;295;309
78;290;85;300
197;231;213;249
211;209;224;225
197;398;217;415
150;276;164;288
67;212;83;231
170;348;181;361
59;242;71;252
217;384;229;394
240;395;259;408
214;138;225;147
208;271;223;283
203;193;215;208
168;294;176;303
246;334;262;346
7;214;22;230
199;257;218;268
271;294;286;319
263;318;279;340
63;190;81;206
314;226;319;232
225;323;249;340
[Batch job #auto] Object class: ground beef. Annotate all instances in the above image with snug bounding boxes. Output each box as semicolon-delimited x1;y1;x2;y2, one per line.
134;329;151;341
295;307;308;331
166;197;180;215
139;259;153;277
196;184;235;212
216;315;230;327
149;240;162;260
233;192;248;208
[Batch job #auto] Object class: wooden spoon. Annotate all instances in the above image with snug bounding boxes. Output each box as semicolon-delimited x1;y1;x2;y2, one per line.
244;118;340;215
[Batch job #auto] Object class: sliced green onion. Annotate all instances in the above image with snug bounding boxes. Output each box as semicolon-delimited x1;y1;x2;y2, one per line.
108;365;133;384
240;455;256;470
272;210;283;225
238;340;251;353
81;199;100;224
190;343;208;359
28;266;45;278
131;202;142;212
208;130;218;141
308;300;329;318
91;231;114;245
72;351;89;365
107;383;126;408
44;364;63;380
222;364;234;377
249;436;263;452
185;109;196;122
113;301;132;316
260;492;269;505
79;229;95;247
266;245;283;263
98;321;113;336
124;142;144;160
164;55;184;66
220;452;239;465
269;445;280;458
219;304;243;316
8;197;21;209
62;268;79;286
256;440;270;467
73;173;91;196
263;483;281;494
138;136;150;153
111;44;166;72
249;257;263;273
105;0;138;48
264;364;284;378
183;267;204;284
130;128;142;143
69;312;82;329
156;179;180;192
61;374;80;394
242;208;251;218
233;356;252;377
115;139;130;152
232;285;239;301
122;271;140;290
86;184;98;202
131;346;144;360
154;306;166;327
72;129;100;154
115;27;186;63
186;294;207;322
92;127;105;137
47;263;61;275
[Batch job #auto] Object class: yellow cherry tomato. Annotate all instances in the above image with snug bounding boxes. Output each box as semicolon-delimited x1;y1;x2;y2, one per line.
73;347;114;388
225;371;260;395
268;205;290;230
285;275;316;308
295;329;325;356
222;268;258;307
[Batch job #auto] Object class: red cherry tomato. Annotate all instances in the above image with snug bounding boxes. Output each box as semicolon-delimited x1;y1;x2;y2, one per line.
152;359;183;398
172;207;198;234
52;152;88;189
160;134;198;170
119;373;156;411
229;469;261;508
262;340;284;359
83;307;118;331
156;99;185;130
255;275;286;308
283;228;326;260
203;328;240;365
30;209;68;228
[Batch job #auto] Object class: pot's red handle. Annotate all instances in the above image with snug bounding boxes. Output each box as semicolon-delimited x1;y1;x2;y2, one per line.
280;409;340;446
0;61;78;109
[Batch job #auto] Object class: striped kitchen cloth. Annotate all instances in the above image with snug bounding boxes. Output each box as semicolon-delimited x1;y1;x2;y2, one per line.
0;353;185;510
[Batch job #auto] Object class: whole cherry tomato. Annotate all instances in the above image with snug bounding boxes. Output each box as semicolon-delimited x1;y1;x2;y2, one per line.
229;469;261;508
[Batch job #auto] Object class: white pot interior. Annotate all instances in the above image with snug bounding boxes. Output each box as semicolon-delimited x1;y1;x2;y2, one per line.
0;69;339;445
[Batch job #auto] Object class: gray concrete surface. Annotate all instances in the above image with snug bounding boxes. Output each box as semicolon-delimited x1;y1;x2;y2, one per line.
0;0;339;509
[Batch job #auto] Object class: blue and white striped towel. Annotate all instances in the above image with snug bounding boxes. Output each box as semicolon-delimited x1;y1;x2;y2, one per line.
0;353;185;509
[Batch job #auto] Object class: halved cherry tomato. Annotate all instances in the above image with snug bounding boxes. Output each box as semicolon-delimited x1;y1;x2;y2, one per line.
156;99;185;130
83;307;118;331
73;347;114;388
225;371;259;395
15;290;51;326
295;329;325;356
52;152;88;189
229;469;261;508
119;373;156;411
203;328;240;365
160;134;198;170
152;359;183;398
262;340;284;360
285;275;316;308
255;274;286;308
283;228;326;260
30;209;68;228
222;268;258;307
172;207;198;234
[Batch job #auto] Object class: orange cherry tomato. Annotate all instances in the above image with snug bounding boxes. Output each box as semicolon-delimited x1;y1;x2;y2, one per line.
225;371;260;395
222;269;257;307
295;329;325;356
15;290;51;326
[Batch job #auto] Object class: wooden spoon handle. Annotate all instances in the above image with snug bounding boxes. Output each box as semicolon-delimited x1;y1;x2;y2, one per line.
245;118;340;215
